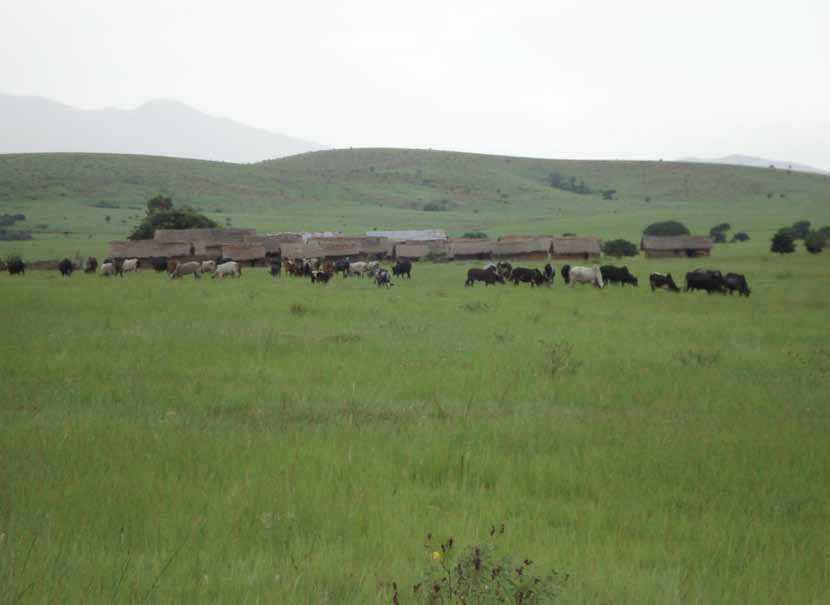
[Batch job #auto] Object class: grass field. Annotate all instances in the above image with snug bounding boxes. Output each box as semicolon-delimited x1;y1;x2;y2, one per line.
2;239;829;604
3;149;830;261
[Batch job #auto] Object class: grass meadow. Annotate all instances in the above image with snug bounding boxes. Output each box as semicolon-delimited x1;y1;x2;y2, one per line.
2;241;829;603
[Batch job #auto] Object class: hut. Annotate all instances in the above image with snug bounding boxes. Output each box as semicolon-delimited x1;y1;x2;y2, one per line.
280;241;328;260
491;236;553;260
221;243;266;266
244;235;284;260
394;240;450;261
108;240;193;261
154;228;255;244
305;237;363;259
366;229;448;242
551;236;602;262
640;235;714;258
448;239;493;260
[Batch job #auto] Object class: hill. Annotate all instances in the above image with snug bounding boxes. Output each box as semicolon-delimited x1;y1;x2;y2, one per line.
679;154;828;175
2;148;830;259
0;93;322;163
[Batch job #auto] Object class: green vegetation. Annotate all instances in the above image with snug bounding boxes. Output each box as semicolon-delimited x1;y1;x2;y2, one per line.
2;243;830;603
804;230;826;254
128;195;218;240
601;238;638;257
731;231;750;243
461;231;488;239
643;220;690;236
771;229;796;254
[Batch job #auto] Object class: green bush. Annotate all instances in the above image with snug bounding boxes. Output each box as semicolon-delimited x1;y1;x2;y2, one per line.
804;231;826;254
128;196;218;240
602;238;638;257
791;220;811;240
643;220;690;236
771;229;796;254
461;231;488;239
731;232;750;243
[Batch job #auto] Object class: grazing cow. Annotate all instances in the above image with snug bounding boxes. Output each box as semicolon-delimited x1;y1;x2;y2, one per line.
347;261;368;278
375;269;393;288
685;269;726;294
366;261;381;277
568;266;604;288
600;265;638;287
649;272;680;292
465;268;505;286
100;262;115;277
310;270;332;284
269;260;282;277
83;256;98;274
166;259;179;275
724;273;751;297
334;259;351;276
201;260;216;274
544;263;554;284
497;261;513;279
511;267;548;287
171;261;203;279
7;258;25;276
150;258;168;272
58;258;74;277
561;264;571;284
483;263;497;272
122;258;139;274
321;260;335;273
393;259;412;279
213;261;241;278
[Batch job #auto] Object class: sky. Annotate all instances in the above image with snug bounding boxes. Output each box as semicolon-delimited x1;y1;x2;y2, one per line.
2;0;829;168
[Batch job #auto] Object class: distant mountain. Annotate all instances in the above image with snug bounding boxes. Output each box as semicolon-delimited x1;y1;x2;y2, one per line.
679;154;828;175
0;93;323;163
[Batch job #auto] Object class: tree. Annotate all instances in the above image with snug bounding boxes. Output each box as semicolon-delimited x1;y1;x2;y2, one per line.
730;232;750;243
461;231;488;239
128;196;218;240
770;229;796;254
710;222;731;233
711;230;727;243
804;231;826;254
602;239;638;257
790;220;811;240
643;220;690;236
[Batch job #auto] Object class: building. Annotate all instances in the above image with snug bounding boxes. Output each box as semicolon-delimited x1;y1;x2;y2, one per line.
447;239;493;260
394;240;450;260
550;236;602;262
366;229;448;241
640;235;714;258
491;236;553;260
221;243;267;266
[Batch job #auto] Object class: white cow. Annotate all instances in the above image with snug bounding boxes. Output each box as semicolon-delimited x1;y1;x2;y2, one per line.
100;262;115;277
122;258;139;273
347;261;368;278
214;261;242;278
171;261;202;279
201;260;216;274
568;265;604;288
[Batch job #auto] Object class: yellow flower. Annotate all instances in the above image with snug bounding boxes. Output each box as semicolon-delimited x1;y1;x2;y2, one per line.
431;551;442;562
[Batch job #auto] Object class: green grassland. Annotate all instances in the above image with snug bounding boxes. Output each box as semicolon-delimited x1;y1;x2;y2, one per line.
2;149;830;261
2;241;830;604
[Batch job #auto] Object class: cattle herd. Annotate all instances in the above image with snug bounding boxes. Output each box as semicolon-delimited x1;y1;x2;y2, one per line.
5;255;752;297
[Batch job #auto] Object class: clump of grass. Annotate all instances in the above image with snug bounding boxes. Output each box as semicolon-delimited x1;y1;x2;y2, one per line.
289;303;308;316
674;347;722;367
459;301;493;313
539;340;581;377
389;526;568;604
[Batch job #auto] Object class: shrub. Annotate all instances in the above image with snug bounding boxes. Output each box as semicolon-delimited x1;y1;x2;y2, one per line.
643;220;690;236
804;231;826;254
731;232;750;243
791;220;811;239
711;230;727;243
461;231;488;239
711;222;731;233
128;196;218;240
771;229;796;254
602;238;638;257
0;229;32;241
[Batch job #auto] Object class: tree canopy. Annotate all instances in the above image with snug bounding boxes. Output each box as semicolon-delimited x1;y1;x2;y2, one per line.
602;238;638;257
643;220;690;236
128;196;218;240
770;229;796;254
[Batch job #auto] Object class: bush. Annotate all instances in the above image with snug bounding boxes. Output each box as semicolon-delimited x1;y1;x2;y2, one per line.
128;196;218;240
0;229;32;241
804;231;826;254
791;220;811;239
711;231;727;243
771;229;796;254
461;231;488;239
711;222;731;232
731;232;750;243
602;238;638;257
643;220;690;236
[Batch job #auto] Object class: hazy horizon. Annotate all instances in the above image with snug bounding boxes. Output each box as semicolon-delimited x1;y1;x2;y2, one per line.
2;0;828;169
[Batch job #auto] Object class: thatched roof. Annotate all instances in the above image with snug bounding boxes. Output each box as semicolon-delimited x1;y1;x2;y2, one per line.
448;239;494;256
154;228;255;244
367;229;448;241
301;231;342;242
221;243;266;261
244;235;283;254
306;237;363;256
263;232;304;243
492;236;553;256
108;240;193;259
551;236;602;255
641;235;714;251
280;241;328;259
395;240;449;259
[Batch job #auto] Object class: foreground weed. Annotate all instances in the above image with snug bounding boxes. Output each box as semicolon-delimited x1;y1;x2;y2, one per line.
289;302;308;315
539;340;581;378
674;347;722;367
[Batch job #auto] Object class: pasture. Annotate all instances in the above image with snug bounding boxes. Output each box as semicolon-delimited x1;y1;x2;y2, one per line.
2;242;829;604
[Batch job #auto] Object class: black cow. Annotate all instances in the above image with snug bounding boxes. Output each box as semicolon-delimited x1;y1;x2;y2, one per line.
649;272;680;292
334;259;351;276
512;267;548;287
544;263;554;284
7;258;25;276
84;256;98;274
58;258;74;277
375;269;394;288
392;259;412;279
685;269;727;294
150;258;169;272
310;270;331;284
600;265;638;287
561;264;571;284
724;273;751;297
269;260;282;277
465;268;505;287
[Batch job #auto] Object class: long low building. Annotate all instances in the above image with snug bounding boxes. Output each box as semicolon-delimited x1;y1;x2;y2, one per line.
551;236;602;261
641;235;713;258
108;240;194;260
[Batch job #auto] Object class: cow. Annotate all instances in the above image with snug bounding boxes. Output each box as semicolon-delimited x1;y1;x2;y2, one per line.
58;258;74;277
334;259;351;276
321;260;335;274
511;267;548;287
483;263;498;272
392;259;412;279
465;268;505;286
561;264;571;284
201;260;216;274
544;263;554;284
568;265;604;288
149;258;168;272
7;258;25;276
83;257;98;274
166;259;179;275
269;260;282;277
600;265;638;287
375;269;393;288
121;258;139;274
171;261;203;279
213;261;241;278
724;273;751;297
366;261;381;278
100;262;115;277
497;261;513;279
649;272;680;292
685;269;726;294
347;261;368;278
310;270;332;284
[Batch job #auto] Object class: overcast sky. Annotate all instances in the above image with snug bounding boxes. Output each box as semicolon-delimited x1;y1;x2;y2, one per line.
3;0;829;168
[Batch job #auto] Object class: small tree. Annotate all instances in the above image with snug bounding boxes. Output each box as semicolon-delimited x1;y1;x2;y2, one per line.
128;196;218;240
643;220;690;236
731;232;750;243
461;231;488;239
146;195;174;213
791;220;811;240
602;238;638;257
804;230;826;254
711;230;727;243
771;229;796;254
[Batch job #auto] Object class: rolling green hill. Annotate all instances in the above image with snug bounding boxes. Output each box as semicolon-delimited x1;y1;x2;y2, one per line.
2;149;830;260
